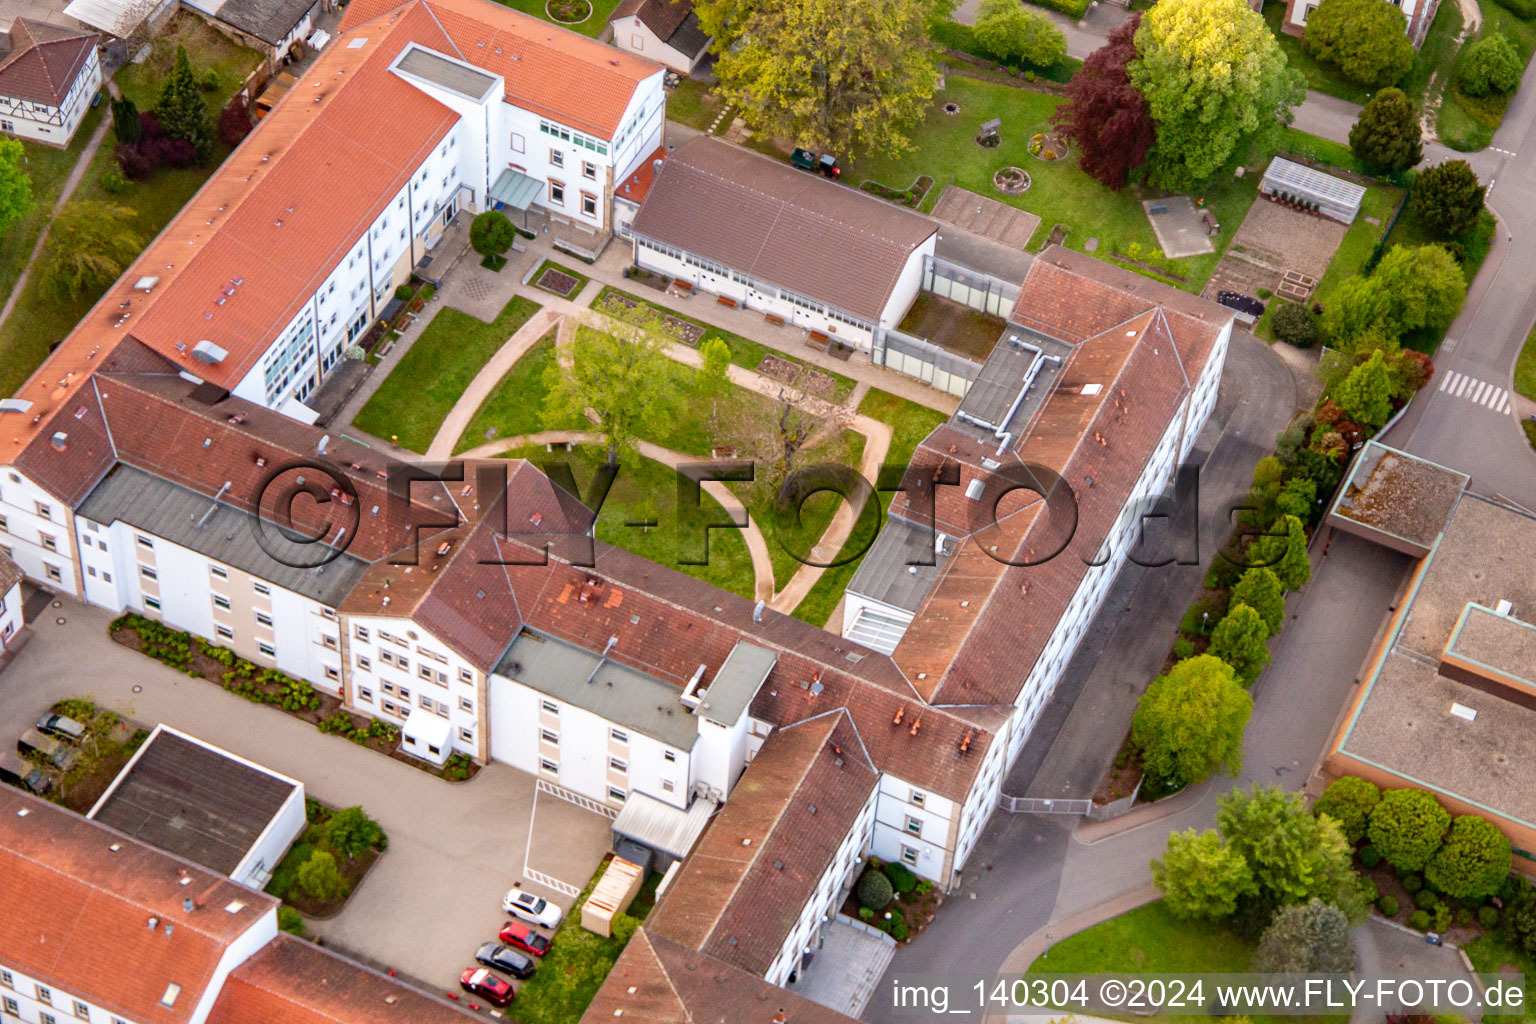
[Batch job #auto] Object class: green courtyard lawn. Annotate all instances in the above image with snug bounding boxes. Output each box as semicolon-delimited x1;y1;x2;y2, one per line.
788;389;947;627
354;295;541;451
1516;322;1536;402
666;79;724;133
507;443;757;599
491;0;621;37
0;17;261;398
454;329;581;453
1262;2;1374;104
1029;901;1253;976
1464;930;1536;1024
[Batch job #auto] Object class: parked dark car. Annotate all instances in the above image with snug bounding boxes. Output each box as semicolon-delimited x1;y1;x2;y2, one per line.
0;749;53;795
499;920;551;957
476;942;535;979
18;728;78;771
789;148;841;178
459;968;514;1006
36;712;87;742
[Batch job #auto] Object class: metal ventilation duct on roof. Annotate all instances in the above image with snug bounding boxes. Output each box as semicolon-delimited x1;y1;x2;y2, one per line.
191;340;229;365
0;399;34;414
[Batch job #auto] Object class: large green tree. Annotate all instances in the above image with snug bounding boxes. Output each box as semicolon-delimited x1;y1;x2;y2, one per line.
1217;785;1359;912
973;0;1066;67
0;138;31;239
1321;276;1395;351
1411;160;1487;239
39;200;144;301
1313;776;1380;845
1334;349;1395;430
1367;788;1450;872
1304;0;1414;89
1132;655;1252;791
1371;243;1468;335
1231;568;1286;636
705;0;943;157
544;313;683;465
1209;602;1272;685
1252;898;1356;973
1460;32;1522;97
1425;815;1512;900
155;46;213;161
296;849;345;900
1248;514;1311;591
1348;88;1422;174
1128;0;1305;191
470;210;516;260
1153;828;1254;920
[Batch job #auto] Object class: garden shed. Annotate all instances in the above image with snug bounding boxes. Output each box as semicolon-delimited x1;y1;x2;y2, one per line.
1259;157;1367;224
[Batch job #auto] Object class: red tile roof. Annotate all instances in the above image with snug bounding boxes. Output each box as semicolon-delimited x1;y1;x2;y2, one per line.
207;933;478;1024
0;18;97;106
0;788;278;1024
615;145;668;205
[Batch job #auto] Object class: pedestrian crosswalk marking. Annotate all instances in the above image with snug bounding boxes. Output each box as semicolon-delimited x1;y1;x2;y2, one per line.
1438;371;1513;414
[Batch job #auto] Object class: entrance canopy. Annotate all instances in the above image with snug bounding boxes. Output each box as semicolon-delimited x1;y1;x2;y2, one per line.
490;167;542;211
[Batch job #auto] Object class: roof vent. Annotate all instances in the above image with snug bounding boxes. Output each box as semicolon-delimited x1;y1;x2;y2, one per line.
807;804;816;814
161;984;181;1008
1495;599;1514;616
224;900;245;914
50;432;67;451
134;276;159;291
1450;703;1477;722
0;398;34;414
752;600;764;623
182;897;194;912
1082;383;1104;395
773;860;784;870
317;434;330;455
109;843;121;852
190;340;229;365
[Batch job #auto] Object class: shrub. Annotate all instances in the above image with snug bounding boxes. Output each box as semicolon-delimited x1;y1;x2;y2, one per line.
1272;302;1319;348
199;68;221;91
1425;814;1513;900
1459;32;1522;97
99;170;132;196
1360;845;1382;868
884;862;918;893
277;906;306;935
296;849;345;901
857;869;894;910
394;284;415;301
1479;906;1499;929
326;806;385;858
1434;903;1453;932
1403;874;1424;893
877;905;910;942
1172;637;1196;660
610;913;641;944
1377;895;1400;916
216;94;252;147
1369;789;1450;872
444;753;473;780
1415;888;1439;910
470;209;516;258
858;906;874;921
1408;909;1431;930
1314;776;1380;844
305;796;324;823
319;712;354;735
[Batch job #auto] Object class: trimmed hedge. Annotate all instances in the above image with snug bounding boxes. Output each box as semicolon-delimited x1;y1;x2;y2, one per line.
857;870;894;910
1025;0;1088;16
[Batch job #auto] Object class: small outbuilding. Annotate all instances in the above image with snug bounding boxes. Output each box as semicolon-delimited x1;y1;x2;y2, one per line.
1259;156;1368;225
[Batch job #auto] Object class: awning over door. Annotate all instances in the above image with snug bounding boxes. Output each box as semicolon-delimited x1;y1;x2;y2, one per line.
489;167;543;210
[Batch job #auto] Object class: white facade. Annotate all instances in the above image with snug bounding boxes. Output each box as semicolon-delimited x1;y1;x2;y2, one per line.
0;467;81;598
869;772;954;885
73;515;345;691
609;13;707;72
0;46;100;146
344;615;487;763
0;578;21;652
632;233;937;353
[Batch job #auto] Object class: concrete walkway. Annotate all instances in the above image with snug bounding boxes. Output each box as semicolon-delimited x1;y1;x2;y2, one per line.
0;110;114;332
424;305;563;459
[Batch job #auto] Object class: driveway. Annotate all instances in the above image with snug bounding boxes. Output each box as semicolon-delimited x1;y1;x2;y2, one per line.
0;599;613;995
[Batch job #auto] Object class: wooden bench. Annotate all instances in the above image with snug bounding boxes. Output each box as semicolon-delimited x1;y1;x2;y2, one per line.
764;312;786;326
807;330;831;352
716;295;738;308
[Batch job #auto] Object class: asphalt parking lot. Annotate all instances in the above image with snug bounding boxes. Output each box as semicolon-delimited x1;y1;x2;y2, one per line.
0;596;614;994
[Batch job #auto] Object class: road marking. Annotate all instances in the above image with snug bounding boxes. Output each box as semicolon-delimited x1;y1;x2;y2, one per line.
1491;146;1517;157
1440;371;1458;392
1456;375;1471;397
1438;372;1516;415
1471;381;1487;403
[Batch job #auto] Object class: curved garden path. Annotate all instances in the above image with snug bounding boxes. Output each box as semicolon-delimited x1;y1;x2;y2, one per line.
436;310;892;615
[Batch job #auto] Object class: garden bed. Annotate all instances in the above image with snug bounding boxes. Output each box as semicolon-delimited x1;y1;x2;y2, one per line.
596;290;706;345
1093;731;1144;806
623;266;671;292
264;800;387;918
840;857;943;944
545;0;590;21
756;353;838;398
532;259;590;298
108;613;478;782
858;174;933;208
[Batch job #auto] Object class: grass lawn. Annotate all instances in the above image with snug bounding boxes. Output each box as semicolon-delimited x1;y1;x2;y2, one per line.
353;295;541;452
1515;322;1536;401
454;329;582;453
1378;206;1495;352
490;0;620;37
507;443;757;598
1436;2;1536;151
1463;930;1535;1024
1311;183;1405;306
0;17;260;398
789;389;946;627
594;285;857;400
1262;2;1373;104
667;79;725;133
530;259;591;299
512;858;661;1024
1399;0;1464;105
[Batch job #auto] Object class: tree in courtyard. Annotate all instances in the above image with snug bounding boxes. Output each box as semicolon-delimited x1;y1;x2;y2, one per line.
1217;785;1360;914
1208;602;1272;686
1425;815;1512;900
326;806;385;859
1132;655;1252;792
0;139;31;238
39;200;144;301
296;849;345;900
154;46;213;161
1252;899;1356;973
1333;349;1395;431
1460;32;1522;97
1052;14;1155;190
1247;514;1311;591
217;93;253;147
704;0;943;157
111;96;142;144
543;312;683;465
470;210;516;262
1152;828;1254;920
1349;88;1422;174
1128;0;1305;191
1372;244;1467;336
973;0;1066;67
1230;568;1286;636
1271;301;1319;348
1304;0;1414;89
1320;276;1395;351
1312;776;1380;845
1367;788;1450;873
1411;160;1487;239
1275;476;1317;523
697;335;732;422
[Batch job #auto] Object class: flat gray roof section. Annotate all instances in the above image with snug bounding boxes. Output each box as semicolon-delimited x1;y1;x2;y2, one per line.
498;631;699;748
611;789;716;860
952;326;1073;447
1329;441;1468;553
846;515;955;614
698;640;777;725
394;45;499;102
77;464;371;607
1446;603;1536;689
89;727;299;876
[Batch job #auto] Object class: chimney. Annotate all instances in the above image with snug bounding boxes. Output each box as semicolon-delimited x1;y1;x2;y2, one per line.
909;716;921;736
49;431;67;451
893;705;904;726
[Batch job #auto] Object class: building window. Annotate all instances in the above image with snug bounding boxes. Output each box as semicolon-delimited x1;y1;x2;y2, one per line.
610;728;628;743
900;845;919;866
419;693;432;709
87;566;97;577
540;758;558;775
904;815;923;836
663;750;676;762
258;641;275;657
661;779;675;792
44;564;61;582
460;727;474;742
40;1015;55;1024
144;595;160;610
210;564;227;578
0;514;6;531
40;533;57;551
459;695;474;711
511;132;524;152
399;687;411;702
459;667;473;683
382;680;394;695
140;565;157;580
548;181;565;204
216;624;234;641
419;664;432;680
383;700;397;714
910;791;925;807
540;728;559;744
357;654;371;670
398;657;409;671
256;612;273;628
326;666;340;681
608;786;626;802
36;988;50;1006
356;625;370;641
2;997;16;1017
323;635;338;650
609;756;627;773
582;161;596;180
253;581;270;596
1;968;11;987
380;649;394;666
549;148;563;168
541;699;559;715
74;1001;89;1019
136;534;152;549
35;501;51;519
358;686;374;701
581;193;597;217
214;594;231;611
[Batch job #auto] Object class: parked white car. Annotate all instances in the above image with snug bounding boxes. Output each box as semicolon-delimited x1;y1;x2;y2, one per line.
501;888;563;928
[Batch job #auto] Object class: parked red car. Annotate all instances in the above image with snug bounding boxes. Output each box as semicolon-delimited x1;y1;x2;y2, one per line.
499;920;552;957
459;968;514;1007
